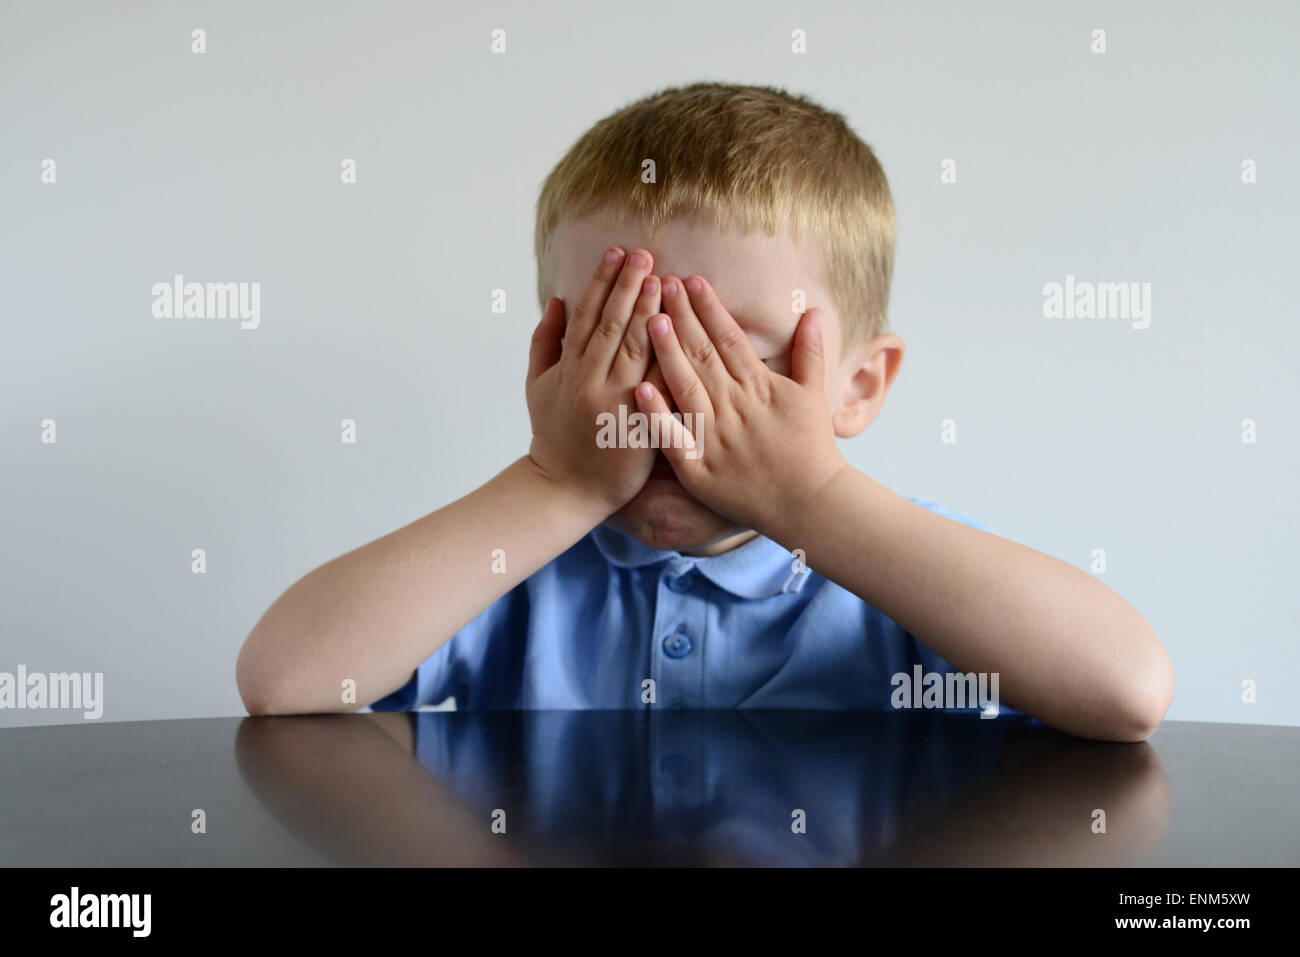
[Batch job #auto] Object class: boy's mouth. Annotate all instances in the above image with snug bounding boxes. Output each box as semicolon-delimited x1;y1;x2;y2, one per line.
650;452;676;479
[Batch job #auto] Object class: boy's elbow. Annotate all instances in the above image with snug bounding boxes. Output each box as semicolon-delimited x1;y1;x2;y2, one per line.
236;634;296;716
236;643;272;716
241;692;276;717
236;627;358;716
239;678;279;717
238;666;304;717
1111;640;1176;742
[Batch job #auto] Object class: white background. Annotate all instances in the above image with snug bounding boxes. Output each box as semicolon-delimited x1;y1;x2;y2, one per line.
2;0;1297;726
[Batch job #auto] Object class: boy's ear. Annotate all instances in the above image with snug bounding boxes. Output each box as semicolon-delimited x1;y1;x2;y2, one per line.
831;332;904;439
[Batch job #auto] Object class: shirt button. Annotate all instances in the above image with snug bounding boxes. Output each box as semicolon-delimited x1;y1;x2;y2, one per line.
666;571;695;592
662;632;693;659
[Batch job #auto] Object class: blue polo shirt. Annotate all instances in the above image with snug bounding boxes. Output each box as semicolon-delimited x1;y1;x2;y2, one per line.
370;498;1025;716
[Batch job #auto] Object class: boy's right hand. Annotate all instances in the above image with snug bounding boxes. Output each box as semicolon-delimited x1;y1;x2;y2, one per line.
526;246;663;514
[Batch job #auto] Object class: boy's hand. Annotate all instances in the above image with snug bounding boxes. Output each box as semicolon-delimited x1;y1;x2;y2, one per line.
526;247;663;514
633;275;848;534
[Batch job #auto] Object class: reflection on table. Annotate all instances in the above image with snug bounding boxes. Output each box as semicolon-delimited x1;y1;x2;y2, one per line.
236;709;1170;866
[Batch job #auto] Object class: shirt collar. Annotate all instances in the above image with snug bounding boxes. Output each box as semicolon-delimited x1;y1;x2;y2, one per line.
590;524;812;599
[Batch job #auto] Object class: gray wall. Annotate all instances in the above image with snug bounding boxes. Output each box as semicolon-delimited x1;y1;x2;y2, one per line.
2;0;1296;727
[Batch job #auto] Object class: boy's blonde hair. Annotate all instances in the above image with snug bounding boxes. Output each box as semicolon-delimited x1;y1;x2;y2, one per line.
535;82;896;346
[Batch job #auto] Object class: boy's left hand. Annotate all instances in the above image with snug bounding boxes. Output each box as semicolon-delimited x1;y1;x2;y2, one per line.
633;275;849;535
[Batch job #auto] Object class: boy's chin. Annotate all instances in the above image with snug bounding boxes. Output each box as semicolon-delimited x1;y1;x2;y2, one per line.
604;479;748;554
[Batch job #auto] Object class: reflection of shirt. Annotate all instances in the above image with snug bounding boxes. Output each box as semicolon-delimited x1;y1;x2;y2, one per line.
406;710;1035;866
372;498;1028;716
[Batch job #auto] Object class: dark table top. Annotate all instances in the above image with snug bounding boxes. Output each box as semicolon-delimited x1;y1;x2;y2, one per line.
1;711;1295;866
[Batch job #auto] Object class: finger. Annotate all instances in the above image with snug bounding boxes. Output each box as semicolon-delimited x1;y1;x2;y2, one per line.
634;381;699;468
527;297;565;384
609;274;661;385
585;249;656;372
643;357;670;407
682;275;762;380
647;313;713;417
564;247;626;357
660;276;731;392
791;308;827;392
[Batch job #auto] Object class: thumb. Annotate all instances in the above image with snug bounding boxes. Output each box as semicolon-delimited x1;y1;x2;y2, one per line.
791;308;826;391
527;297;565;384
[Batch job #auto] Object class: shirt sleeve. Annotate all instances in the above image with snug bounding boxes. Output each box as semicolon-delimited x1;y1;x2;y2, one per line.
368;584;525;711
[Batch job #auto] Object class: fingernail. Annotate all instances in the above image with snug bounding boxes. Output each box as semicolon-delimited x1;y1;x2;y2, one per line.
684;277;702;295
638;383;654;400
662;278;678;297
650;315;670;335
628;253;648;270
604;248;624;266
641;276;660;295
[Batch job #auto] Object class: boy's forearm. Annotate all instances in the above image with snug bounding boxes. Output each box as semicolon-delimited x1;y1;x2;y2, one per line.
236;456;609;715
763;467;1175;742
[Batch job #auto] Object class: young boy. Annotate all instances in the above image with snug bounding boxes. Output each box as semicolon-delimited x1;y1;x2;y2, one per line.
236;83;1174;741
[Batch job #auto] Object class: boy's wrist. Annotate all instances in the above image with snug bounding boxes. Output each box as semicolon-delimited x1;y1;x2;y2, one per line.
513;455;616;528
759;461;857;549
